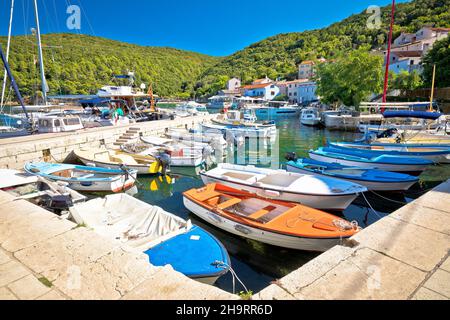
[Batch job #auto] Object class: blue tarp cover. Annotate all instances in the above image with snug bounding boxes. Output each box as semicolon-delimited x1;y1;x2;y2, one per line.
382;110;442;120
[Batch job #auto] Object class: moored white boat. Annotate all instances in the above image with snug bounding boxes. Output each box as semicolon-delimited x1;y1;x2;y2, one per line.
24;162;137;193
130;137;207;167
183;184;360;251
309;147;433;175
75;149;164;175
285;158;418;191
329;142;450;164
200;163;367;210
300;107;321;126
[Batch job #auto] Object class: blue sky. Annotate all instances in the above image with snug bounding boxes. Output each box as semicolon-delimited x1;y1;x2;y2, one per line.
0;0;410;56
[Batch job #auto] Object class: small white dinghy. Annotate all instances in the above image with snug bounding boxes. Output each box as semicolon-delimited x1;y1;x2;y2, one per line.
24;162;138;193
0;169;86;215
136;136;207;167
69;194;230;284
200;164;367;210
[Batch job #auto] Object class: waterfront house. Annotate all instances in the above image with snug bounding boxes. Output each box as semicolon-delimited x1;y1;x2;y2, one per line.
296;81;318;105
286;79;309;104
242;83;280;101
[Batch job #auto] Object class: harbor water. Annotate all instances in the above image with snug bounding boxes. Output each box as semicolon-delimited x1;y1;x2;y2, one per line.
127;115;450;294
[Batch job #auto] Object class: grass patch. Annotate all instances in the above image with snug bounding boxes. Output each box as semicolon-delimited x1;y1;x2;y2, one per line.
238;291;253;300
38;277;53;288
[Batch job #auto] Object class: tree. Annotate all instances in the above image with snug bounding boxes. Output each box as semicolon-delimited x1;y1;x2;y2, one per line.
391;70;423;94
422;36;450;88
315;46;383;107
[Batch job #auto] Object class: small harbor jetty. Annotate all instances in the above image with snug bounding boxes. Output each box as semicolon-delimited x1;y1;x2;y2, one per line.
254;179;450;300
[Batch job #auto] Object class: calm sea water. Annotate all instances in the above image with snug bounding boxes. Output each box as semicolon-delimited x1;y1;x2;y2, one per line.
131;115;450;294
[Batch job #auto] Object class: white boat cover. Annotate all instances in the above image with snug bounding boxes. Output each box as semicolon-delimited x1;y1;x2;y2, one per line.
69;194;190;252
0;169;38;189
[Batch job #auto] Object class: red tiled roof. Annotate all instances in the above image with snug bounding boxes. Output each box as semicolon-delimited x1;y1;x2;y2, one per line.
300;60;315;65
241;83;273;89
430;27;450;32
392;50;423;58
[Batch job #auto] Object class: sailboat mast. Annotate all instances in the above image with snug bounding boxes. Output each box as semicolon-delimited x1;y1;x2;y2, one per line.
0;45;28;119
33;0;47;105
382;0;396;104
430;64;436;111
0;0;15;110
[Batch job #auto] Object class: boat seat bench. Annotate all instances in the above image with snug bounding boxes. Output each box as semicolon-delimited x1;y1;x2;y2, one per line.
248;205;277;221
217;198;242;210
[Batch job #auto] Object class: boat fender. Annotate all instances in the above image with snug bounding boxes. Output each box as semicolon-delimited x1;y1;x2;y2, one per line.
263;190;281;197
234;224;251;235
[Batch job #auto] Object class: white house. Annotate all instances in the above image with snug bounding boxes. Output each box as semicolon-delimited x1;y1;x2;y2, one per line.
242;83;280;101
415;27;450;42
387;51;423;74
384;26;450;74
393;33;416;46
227;77;241;91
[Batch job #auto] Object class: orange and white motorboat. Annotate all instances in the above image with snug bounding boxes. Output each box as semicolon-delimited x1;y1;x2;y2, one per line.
183;183;360;252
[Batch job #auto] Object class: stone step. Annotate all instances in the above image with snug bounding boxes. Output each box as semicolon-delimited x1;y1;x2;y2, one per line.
122;134;137;138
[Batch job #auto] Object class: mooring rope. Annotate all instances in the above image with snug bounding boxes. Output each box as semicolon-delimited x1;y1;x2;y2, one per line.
360;192;384;219
213;260;249;295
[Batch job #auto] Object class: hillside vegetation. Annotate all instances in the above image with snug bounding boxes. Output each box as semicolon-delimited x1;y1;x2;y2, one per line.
196;0;450;96
0;33;220;98
1;0;448;100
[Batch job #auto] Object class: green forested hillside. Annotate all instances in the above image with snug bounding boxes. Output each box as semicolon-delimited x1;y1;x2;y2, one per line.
0;33;220;98
197;0;450;96
1;0;448;99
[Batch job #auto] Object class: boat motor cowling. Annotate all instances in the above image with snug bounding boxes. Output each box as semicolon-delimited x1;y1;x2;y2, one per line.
285;152;298;162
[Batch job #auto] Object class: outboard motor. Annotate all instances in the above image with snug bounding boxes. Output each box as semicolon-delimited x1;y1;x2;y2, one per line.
156;152;171;175
202;145;216;167
377;128;398;139
45;195;73;215
285;152;298;162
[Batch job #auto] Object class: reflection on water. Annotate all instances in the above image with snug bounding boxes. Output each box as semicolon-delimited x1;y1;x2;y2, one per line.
131;116;450;294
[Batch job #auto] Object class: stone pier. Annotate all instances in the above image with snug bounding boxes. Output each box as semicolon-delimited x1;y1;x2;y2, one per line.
0;191;236;300
0;115;215;170
254;179;450;300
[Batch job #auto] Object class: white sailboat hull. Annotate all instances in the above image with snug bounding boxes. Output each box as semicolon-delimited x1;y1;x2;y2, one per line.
65;172;136;193
183;197;346;251
309;152;429;173
77;155;159;175
286;164;417;191
200;174;359;211
301;118;321;126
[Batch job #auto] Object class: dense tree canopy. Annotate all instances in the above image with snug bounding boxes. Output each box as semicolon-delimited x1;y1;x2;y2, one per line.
422;36;450;88
1;0;448;100
0;34;219;99
197;0;450;96
315;47;384;107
